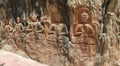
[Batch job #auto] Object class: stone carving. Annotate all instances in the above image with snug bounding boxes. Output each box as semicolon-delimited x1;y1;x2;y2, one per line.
41;15;51;36
47;13;69;42
13;17;25;49
71;6;98;57
5;19;15;44
26;14;44;42
45;13;69;66
47;13;69;54
25;13;45;62
0;19;13;44
1;19;8;40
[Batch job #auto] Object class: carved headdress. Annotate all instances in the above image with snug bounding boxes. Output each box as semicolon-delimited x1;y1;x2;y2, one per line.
76;5;92;24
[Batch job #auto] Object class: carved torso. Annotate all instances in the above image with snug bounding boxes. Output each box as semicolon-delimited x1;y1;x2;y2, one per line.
74;23;96;44
3;25;13;39
27;22;44;33
48;23;68;35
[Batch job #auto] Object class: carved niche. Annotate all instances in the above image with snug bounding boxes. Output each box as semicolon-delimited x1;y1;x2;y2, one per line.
70;6;98;56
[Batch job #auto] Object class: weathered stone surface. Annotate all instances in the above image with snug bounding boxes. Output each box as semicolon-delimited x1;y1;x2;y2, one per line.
0;0;120;66
0;50;48;66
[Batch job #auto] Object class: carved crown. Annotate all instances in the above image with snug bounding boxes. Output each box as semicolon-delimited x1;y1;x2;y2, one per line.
76;5;92;24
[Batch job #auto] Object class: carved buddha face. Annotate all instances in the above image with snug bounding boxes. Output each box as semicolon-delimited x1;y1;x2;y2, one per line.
17;17;21;23
77;6;92;24
32;14;37;22
80;12;89;24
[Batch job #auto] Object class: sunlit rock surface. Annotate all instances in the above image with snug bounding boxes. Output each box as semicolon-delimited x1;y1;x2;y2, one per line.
0;50;48;66
0;0;120;66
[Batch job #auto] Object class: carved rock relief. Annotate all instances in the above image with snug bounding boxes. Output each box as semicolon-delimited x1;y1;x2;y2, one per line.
0;6;98;66
70;6;98;64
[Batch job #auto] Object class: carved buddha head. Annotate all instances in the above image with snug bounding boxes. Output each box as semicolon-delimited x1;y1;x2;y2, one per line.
31;14;37;22
76;6;92;24
81;12;89;24
16;17;21;23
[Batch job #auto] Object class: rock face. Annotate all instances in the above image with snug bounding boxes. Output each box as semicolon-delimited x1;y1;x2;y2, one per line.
0;0;120;66
0;50;48;66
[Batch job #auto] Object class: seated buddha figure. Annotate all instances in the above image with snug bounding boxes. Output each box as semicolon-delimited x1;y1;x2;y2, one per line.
41;14;51;36
72;7;98;45
26;13;44;44
71;6;98;58
0;19;7;39
4;18;15;44
2;19;13;40
47;13;69;43
13;17;25;48
1;19;13;42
